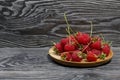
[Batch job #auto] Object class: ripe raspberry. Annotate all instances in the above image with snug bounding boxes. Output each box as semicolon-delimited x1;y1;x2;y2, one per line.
60;38;69;46
91;40;101;50
61;52;72;61
55;42;63;53
71;51;82;62
102;44;110;56
91;49;102;57
87;51;97;62
64;43;76;51
76;32;91;45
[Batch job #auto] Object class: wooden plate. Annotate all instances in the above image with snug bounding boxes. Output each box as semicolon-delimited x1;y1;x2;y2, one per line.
48;47;113;67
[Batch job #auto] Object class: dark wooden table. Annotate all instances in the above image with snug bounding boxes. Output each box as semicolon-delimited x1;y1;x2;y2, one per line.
0;0;120;80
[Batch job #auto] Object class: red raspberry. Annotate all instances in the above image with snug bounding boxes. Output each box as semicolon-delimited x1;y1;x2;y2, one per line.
71;51;82;62
91;40;101;50
91;49;102;57
87;51;97;62
60;38;69;46
68;35;78;45
82;45;91;53
76;32;91;45
102;44;110;56
61;52;72;61
64;43;76;51
55;42;63;53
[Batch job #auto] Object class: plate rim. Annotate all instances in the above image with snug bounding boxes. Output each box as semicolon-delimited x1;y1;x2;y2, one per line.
48;46;113;67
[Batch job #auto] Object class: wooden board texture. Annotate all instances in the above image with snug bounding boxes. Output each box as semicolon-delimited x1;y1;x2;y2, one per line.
0;47;119;80
0;0;120;47
0;0;120;80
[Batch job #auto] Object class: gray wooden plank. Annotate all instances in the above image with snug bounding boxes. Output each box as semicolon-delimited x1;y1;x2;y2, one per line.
0;47;119;79
0;0;120;79
0;0;120;47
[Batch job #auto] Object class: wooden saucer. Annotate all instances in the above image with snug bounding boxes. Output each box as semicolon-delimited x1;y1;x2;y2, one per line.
48;47;113;67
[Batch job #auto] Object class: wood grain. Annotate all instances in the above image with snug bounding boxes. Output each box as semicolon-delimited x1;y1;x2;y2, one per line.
0;0;120;79
0;47;119;80
0;0;120;47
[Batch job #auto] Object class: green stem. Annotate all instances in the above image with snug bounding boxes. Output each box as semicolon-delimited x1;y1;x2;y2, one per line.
100;34;105;42
64;13;72;44
66;29;70;35
64;13;77;35
64;13;71;35
69;26;76;34
90;21;93;37
64;13;78;44
82;41;92;52
109;41;112;46
51;41;56;45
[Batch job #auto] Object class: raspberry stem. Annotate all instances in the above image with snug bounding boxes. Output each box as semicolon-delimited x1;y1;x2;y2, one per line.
100;34;112;46
100;34;105;42
81;41;92;52
64;13;71;35
64;13;76;35
64;13;82;47
51;41;56;45
89;21;93;37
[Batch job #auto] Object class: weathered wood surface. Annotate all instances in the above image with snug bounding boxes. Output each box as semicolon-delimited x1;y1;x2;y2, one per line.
0;0;120;47
0;48;119;80
0;0;120;80
0;47;119;80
